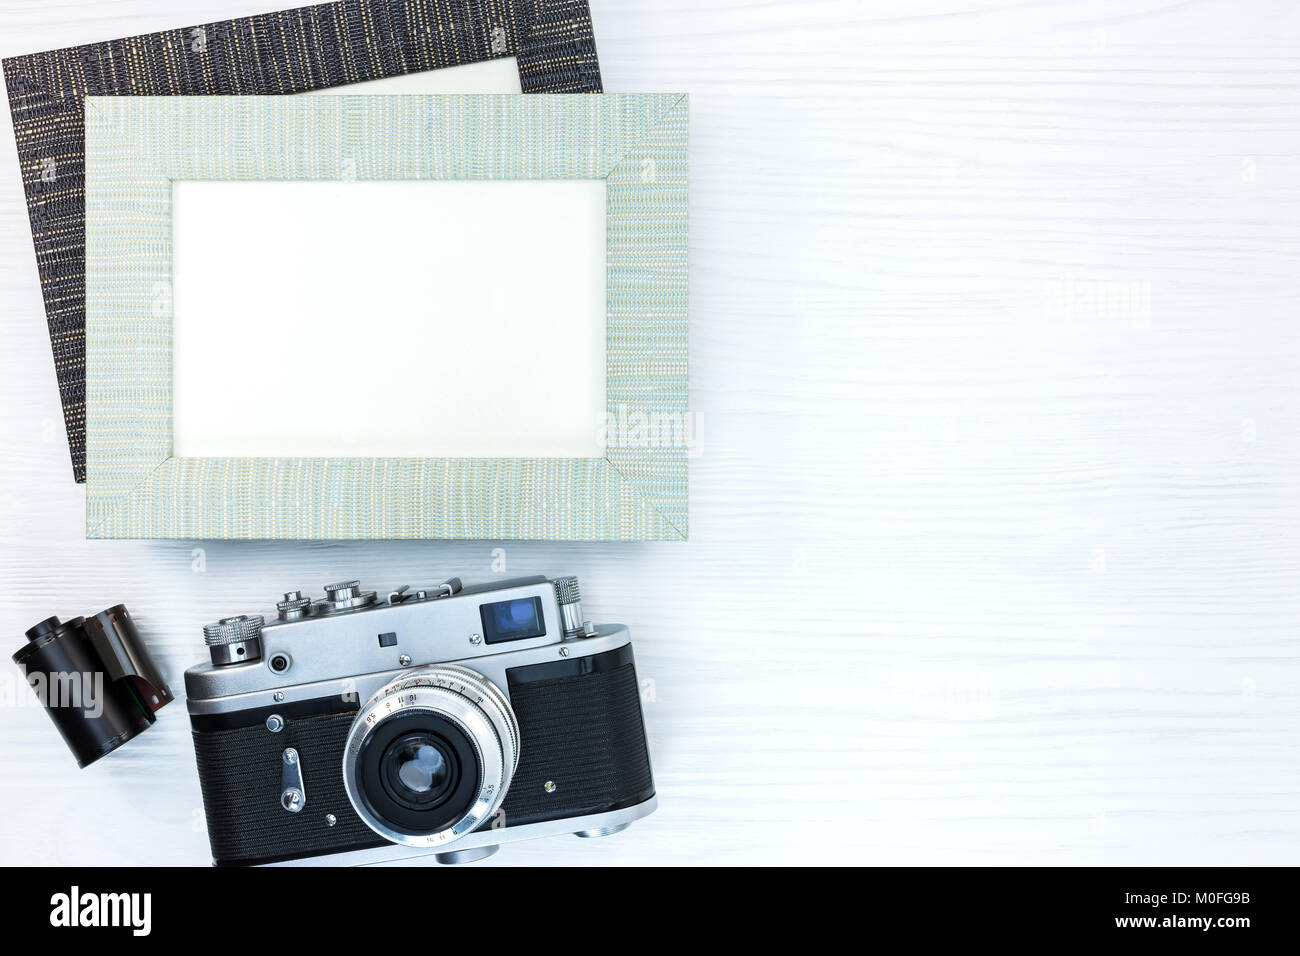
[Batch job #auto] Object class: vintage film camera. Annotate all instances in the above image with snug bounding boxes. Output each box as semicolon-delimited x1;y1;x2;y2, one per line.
185;575;656;866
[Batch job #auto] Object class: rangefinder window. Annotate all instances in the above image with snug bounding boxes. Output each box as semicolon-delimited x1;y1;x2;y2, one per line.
480;597;546;644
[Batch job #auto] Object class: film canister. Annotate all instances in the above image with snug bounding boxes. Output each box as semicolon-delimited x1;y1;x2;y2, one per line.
13;605;173;768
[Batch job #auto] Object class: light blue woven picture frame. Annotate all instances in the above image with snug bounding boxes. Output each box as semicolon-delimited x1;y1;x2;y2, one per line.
83;94;688;540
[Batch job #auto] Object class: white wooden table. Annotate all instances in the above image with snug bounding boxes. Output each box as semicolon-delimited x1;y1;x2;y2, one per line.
0;0;1297;866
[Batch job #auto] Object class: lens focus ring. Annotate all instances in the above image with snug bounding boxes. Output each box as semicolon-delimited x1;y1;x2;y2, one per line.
342;664;520;848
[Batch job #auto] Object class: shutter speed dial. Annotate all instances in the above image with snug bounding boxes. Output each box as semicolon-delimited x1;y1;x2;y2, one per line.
314;580;377;615
325;581;361;601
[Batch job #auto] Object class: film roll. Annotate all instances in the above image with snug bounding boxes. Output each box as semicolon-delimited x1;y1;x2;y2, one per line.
13;606;172;768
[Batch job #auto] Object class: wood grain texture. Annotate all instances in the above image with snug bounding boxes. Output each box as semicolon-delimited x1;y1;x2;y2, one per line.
1;0;1298;866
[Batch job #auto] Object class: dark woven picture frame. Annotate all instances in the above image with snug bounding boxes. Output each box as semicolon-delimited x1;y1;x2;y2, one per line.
3;0;602;482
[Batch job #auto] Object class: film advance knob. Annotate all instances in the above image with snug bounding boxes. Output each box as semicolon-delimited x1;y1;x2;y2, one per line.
202;614;265;666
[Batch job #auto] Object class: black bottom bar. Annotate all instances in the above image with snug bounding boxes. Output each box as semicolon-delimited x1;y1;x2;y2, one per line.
8;867;1289;943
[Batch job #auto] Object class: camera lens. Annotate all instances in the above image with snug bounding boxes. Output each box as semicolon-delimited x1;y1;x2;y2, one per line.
343;664;519;848
380;733;456;809
395;741;445;794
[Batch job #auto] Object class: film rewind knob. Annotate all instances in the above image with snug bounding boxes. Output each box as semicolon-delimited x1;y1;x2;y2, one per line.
553;576;592;638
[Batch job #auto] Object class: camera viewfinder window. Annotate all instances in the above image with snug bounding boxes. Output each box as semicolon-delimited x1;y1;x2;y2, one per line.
480;597;546;644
